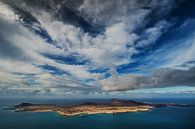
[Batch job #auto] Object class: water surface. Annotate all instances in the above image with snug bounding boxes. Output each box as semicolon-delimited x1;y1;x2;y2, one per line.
0;98;195;129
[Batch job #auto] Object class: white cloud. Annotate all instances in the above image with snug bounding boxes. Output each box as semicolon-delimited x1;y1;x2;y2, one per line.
136;20;170;47
1;0;194;96
0;1;19;22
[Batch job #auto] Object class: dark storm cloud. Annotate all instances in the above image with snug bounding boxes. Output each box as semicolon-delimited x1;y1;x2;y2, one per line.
153;67;195;87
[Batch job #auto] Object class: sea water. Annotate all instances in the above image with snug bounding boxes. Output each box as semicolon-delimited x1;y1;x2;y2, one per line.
0;98;195;129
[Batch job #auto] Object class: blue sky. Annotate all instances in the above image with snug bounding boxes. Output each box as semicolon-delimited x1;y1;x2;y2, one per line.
0;0;195;97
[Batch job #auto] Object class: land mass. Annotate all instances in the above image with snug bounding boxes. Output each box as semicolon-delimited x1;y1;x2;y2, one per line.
10;99;189;117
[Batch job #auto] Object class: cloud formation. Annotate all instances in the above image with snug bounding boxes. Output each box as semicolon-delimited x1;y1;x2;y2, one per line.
101;66;195;91
0;0;195;96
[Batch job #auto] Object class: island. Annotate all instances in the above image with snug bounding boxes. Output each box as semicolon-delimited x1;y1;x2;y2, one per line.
9;99;189;117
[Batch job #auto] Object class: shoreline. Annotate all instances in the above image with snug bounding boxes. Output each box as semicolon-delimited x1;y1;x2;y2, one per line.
10;99;188;117
56;105;153;117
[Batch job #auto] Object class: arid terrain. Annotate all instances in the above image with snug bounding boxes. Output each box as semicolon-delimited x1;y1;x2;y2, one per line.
11;99;188;117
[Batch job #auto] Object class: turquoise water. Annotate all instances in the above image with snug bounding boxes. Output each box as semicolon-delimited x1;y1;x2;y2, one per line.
0;98;195;129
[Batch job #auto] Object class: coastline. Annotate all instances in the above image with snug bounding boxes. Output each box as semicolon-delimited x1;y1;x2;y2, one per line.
10;99;189;117
56;105;153;117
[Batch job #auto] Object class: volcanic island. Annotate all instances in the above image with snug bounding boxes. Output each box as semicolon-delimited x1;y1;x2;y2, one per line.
9;99;188;117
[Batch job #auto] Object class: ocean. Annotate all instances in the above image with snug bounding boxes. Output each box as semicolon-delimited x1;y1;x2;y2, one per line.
0;98;195;129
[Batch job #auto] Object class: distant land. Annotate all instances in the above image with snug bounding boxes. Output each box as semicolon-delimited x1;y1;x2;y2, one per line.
6;99;190;117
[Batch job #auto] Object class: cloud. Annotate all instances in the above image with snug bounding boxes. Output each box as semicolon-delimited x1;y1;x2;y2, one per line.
0;1;100;95
0;0;194;96
100;66;195;91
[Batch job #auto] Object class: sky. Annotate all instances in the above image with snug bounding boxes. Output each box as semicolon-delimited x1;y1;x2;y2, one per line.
0;0;195;98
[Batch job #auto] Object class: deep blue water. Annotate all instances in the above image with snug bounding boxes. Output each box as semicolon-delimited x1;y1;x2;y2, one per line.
0;98;195;129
